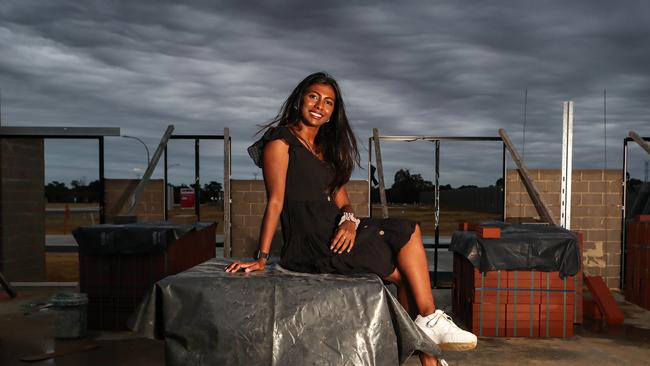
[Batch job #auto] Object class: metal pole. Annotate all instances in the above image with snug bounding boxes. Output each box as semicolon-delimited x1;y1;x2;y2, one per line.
122;135;150;165
194;138;200;221
99;137;105;224
434;140;440;288
502;142;507;221
620;140;628;290
368;137;372;217
560;101;574;229
164;146;168;221
224;128;231;257
372;128;389;218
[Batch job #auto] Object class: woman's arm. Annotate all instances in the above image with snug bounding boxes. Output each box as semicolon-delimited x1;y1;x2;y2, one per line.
333;186;354;214
225;139;289;272
329;185;359;254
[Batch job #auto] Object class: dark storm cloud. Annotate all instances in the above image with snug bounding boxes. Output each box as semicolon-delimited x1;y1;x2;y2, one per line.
1;0;649;186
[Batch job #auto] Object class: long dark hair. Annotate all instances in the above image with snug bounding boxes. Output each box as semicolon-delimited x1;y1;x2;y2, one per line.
261;72;360;193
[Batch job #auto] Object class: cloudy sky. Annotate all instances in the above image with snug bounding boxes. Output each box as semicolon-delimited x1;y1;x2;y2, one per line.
1;0;649;187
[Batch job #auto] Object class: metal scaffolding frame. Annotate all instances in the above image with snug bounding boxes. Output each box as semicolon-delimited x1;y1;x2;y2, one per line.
0;126;121;224
621;131;650;290
163;128;232;256
368;131;506;288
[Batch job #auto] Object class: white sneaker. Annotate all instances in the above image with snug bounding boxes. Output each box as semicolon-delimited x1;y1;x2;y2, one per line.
415;309;477;351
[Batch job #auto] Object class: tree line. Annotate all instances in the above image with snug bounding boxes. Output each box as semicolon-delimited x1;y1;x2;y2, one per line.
371;169;503;204
45;180;223;204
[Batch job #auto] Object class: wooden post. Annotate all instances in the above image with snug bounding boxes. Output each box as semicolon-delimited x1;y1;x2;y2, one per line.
629;131;650;155
0;271;16;298
125;125;175;216
372;128;389;218
499;129;558;226
223;128;232;257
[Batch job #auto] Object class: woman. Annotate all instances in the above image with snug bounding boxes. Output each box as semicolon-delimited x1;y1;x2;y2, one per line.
226;72;476;366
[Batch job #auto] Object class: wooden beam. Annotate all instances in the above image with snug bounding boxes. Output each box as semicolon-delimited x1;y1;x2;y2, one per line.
125;125;175;216
0;271;17;298
629;131;650;155
499;129;558;226
372;128;389;218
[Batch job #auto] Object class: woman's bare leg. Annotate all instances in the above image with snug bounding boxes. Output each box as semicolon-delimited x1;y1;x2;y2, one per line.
384;268;417;318
396;224;436;316
419;352;442;366
383;270;442;366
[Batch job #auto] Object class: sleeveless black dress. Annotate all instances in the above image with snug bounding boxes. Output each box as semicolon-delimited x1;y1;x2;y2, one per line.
248;126;416;278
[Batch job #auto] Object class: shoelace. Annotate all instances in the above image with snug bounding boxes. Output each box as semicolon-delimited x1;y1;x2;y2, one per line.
427;312;458;330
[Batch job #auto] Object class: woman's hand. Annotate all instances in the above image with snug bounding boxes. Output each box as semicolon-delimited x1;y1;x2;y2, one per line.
225;259;267;273
330;220;357;254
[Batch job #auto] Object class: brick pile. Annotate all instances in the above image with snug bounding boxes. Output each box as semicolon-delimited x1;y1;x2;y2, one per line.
624;215;650;310
453;253;582;337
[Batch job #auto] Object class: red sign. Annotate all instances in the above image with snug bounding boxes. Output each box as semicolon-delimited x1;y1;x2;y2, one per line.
180;188;195;209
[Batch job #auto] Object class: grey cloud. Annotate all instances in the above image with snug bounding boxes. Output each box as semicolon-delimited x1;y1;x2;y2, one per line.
1;0;650;188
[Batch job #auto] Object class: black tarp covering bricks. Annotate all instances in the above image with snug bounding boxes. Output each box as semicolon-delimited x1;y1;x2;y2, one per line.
72;222;214;254
129;258;441;365
450;221;580;277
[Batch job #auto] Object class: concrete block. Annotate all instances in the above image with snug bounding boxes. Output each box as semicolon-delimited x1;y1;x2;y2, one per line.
589;181;609;193
571;181;588;193
587;206;607;217
231;180;252;192
244;215;261;227
538;169;559;181
605;194;622;206
231;202;251;216
582;194;603;205
580;170;604;181
243;191;265;204
251;180;266;192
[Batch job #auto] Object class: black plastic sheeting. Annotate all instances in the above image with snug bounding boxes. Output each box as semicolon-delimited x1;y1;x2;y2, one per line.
130;258;440;365
449;221;581;278
72;222;214;255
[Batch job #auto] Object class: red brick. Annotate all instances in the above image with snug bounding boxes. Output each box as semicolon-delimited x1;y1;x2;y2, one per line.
476;226;501;239
506;304;540;337
635;214;650;222
471;303;506;337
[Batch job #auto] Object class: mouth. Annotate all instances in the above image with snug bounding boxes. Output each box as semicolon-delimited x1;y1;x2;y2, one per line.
309;111;323;119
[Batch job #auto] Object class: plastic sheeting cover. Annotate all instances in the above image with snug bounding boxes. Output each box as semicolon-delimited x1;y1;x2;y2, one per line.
449;221;581;277
72;222;214;255
130;258;440;365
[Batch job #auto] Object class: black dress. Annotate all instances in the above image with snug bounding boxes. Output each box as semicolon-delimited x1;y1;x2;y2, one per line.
248;126;416;278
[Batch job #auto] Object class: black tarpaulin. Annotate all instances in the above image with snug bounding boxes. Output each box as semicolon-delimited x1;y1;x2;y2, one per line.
449;221;581;277
129;258;441;365
72;222;214;255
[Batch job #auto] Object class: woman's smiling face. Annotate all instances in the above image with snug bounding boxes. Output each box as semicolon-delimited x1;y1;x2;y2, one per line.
300;83;335;127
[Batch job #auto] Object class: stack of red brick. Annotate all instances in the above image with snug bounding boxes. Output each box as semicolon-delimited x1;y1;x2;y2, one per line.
625;214;650;310
453;253;583;337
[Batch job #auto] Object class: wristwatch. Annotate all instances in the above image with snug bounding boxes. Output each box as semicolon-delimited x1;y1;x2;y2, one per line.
255;250;270;261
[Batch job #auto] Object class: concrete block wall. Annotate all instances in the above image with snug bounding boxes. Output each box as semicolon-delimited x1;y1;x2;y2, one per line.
506;169;623;289
0;138;46;281
231;179;369;258
104;179;164;222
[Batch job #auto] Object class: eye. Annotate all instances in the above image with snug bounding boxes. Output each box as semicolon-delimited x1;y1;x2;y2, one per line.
309;94;318;100
325;100;333;106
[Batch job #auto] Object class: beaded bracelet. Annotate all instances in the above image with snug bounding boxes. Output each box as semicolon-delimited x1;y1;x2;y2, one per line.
338;212;361;230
